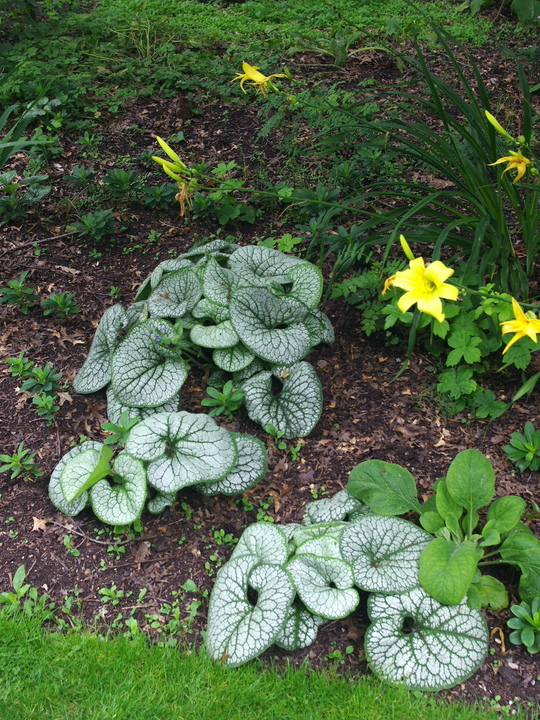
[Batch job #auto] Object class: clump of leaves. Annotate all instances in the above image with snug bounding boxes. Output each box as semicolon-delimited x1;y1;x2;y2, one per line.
20;363;62;395
503;421;540;472
70;210;115;241
346;449;540;607
507;598;540;654
32;392;59;422
0;441;42;480
41;291;79;318
5;350;34;377
201;380;244;418
0;271;39;314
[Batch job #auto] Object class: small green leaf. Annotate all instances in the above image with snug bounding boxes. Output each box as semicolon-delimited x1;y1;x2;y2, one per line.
470;575;508;610
486;496;526;534
419;511;445;533
445;450;494;519
347;459;421;515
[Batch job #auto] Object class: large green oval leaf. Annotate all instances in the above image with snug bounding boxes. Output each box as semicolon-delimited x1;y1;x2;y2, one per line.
286;553;358;619
365;587;488;691
206;557;295;667
195;433;267;497
445;449;494;516
110;320;188;408
125;411;237;493
419;538;479;606
73;304;127;394
227;245;304;287
347;459;422;515
147;267;202;318
89;452;146;526
229;287;311;364
242;362;322;439
341;516;431;593
48;442;102;516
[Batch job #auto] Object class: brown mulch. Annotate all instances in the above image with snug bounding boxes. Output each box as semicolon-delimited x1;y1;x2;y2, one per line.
1;33;539;714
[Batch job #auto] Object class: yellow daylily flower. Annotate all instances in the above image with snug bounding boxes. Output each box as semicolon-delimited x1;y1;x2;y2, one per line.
488;148;531;183
500;298;540;355
383;257;458;323
484;111;514;141
232;61;285;96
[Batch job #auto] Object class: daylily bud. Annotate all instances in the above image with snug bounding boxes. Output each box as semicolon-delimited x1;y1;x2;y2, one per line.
283;66;294;82
399;234;415;261
484;111;514;141
517;135;526;145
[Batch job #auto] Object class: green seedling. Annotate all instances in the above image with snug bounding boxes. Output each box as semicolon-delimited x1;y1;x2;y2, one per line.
5;351;34;377
201;380;244;418
32;392;60;422
101;411;140;446
20;363;62;395
507;598;540;653
70;210;115;241
98;584;125;606
0;441;42;480
0;271;39;314
264;423;287;450
504;421;540;472
41;291;79;318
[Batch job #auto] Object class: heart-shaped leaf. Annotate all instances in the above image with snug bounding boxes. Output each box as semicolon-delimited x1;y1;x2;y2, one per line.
227;245;304;287
304;489;369;524
303;309;335;346
190;319;239;349
195;433;267;496
205;557;295;667
275;602;325;651
203;255;246;306
365;587;488;691
125;411;237;493
213;343;255;373
73;304;128;394
61;444;114;503
347;459;422;515
419;538;479;605
284;263;323;309
111;320;188;407
242;362;322;438
286;553;358;619
146;490;177;515
291;522;348;548
90;452;147;525
295;535;343;560
147;267;202;318
192;298;230;323
48;442;103;516
106;387;180;425
445;449;494;518
341;516;431;593
230;287;311;365
231;522;290;565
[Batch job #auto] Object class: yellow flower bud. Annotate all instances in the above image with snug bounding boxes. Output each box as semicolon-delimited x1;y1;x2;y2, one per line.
484;111;514;141
399;234;415;261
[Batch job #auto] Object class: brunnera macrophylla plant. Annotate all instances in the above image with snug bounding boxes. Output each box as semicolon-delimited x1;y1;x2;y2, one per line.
346;449;540;608
205;489;489;692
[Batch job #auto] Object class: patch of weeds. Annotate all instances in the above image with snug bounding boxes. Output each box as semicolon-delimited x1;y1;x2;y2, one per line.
40;291;79;318
0;271;40;314
0;442;43;480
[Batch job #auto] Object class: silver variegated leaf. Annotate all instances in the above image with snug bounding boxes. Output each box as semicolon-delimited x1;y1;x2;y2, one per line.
195;433;267;496
295;536;343;560
147;490;177;514
213;343;255;373
232;357;266;383
106;387;180;425
110;320;188;407
182;239;238;261
365;587;488;691
124;411;237;493
231;522;289;565
229;287;311;365
190;320;239;349
341;516;431;594
304;489;369;525
242;362;322;439
73;304;128;394
275;602;325;651
48;442;102;516
192;298;230;323
148;258;195;292
292;522;347;547
206;557;295;667
89;452;146;526
227;245;304;287
286;553;359;619
59;446;104;504
147;267;202;318
203;256;246;306
284;263;323;309
303;309;335;346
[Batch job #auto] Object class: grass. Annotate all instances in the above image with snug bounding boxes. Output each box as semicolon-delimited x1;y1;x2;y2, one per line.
0;611;528;720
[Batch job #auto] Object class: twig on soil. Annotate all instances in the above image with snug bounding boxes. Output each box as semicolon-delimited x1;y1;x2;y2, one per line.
0;231;76;259
100;555;177;570
48;520;161;547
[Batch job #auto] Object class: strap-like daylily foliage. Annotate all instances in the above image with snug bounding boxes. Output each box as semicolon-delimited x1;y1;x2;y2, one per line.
71;242;333;442
205;489;490;689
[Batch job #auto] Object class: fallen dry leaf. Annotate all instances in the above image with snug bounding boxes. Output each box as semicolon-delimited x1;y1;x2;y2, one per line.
32;517;51;531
